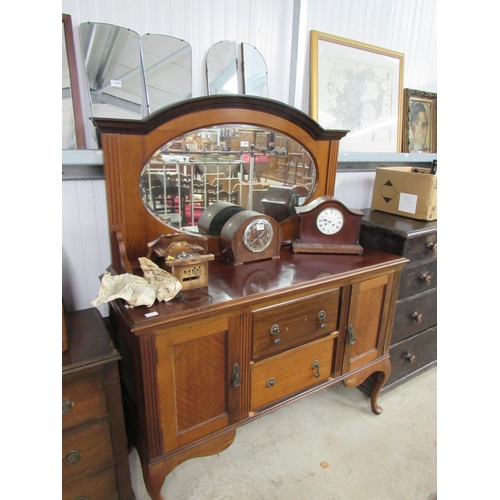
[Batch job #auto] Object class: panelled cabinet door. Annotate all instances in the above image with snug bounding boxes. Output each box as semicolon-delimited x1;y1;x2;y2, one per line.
155;315;243;453
342;273;394;373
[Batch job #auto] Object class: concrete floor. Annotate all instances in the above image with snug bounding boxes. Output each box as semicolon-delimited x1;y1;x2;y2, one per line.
129;367;437;500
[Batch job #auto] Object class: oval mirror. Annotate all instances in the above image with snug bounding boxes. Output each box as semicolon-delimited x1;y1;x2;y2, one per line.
79;22;144;119
140;125;316;231
242;43;268;97
207;41;238;95
141;33;192;114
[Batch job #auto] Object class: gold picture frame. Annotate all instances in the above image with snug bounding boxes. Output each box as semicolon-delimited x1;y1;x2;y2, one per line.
310;30;404;153
402;89;437;153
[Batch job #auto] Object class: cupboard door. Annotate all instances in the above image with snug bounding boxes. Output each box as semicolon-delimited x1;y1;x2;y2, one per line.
343;274;393;373
156;316;242;453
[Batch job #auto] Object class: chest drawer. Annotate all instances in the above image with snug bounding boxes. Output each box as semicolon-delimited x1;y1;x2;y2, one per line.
62;465;119;500
62;366;108;431
388;326;437;385
398;258;437;300
392;289;437;344
62;419;115;484
252;289;339;360
250;335;335;411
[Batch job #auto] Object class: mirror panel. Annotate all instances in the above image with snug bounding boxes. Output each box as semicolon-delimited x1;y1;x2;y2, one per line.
141;34;192;114
207;41;238;95
79;22;144;119
242;43;268;97
140;125;316;230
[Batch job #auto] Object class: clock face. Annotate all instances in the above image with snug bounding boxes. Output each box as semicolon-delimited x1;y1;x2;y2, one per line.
242;218;274;253
316;207;344;235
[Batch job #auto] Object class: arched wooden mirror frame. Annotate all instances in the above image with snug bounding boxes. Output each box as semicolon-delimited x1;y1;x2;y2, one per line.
92;95;347;273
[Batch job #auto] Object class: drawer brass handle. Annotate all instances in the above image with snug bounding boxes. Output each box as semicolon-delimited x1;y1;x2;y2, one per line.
232;363;241;387
312;360;321;378
420;273;432;285
404;352;416;364
411;312;423;323
75;496;89;500
267;378;276;388
347;324;356;344
64;450;82;466
270;324;281;344
428;242;437;255
318;310;326;328
62;399;75;415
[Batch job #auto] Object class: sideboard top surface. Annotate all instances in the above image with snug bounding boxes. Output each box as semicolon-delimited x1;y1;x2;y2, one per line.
360;209;437;238
116;245;406;331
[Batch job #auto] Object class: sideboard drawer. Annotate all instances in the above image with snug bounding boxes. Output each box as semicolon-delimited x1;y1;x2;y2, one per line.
62;366;108;431
250;335;335;411
388;326;437;385
398;259;437;300
62;466;119;500
252;289;339;360
392;289;437;344
62;419;115;484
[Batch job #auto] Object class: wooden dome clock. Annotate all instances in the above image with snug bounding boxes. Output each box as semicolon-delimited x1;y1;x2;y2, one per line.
220;210;283;265
292;195;364;255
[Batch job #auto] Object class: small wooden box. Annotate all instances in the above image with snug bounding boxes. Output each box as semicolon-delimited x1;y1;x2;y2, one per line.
165;253;214;290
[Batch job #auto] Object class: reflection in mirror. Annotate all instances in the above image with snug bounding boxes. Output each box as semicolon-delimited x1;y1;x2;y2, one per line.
140;125;316;231
79;22;144;119
141;34;192;114
207;41;238;95
62;14;85;149
242;43;268;97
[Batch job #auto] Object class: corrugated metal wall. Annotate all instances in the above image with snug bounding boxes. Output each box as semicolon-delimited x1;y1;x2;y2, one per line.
62;0;437;313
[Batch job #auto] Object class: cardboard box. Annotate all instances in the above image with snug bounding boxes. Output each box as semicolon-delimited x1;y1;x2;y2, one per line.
371;166;437;221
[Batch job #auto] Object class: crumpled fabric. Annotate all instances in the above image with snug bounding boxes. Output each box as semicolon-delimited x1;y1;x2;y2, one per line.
91;258;182;309
138;257;182;302
91;272;157;308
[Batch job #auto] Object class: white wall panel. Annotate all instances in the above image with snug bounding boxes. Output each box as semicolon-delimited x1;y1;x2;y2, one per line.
62;180;111;314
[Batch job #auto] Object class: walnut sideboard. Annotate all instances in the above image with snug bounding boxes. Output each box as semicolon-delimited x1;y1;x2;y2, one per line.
108;246;406;500
91;95;408;499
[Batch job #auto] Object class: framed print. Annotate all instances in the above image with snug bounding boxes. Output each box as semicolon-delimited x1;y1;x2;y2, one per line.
310;30;404;153
402;89;437;153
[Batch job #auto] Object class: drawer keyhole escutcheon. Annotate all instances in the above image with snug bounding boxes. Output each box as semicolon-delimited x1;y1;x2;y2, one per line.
232;363;241;387
318;310;327;328
312;360;321;378
270;324;281;344
267;378;276;388
62;399;75;414
64;450;82;466
348;324;356;344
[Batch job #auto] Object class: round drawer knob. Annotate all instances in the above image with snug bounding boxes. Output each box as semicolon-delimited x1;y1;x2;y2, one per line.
420;273;432;285
428;242;437;255
411;311;423;323
64;450;82;466
267;378;276;388
62;399;75;415
404;352;416;364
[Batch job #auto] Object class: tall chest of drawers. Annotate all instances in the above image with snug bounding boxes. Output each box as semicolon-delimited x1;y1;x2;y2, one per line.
62;308;135;500
359;209;437;393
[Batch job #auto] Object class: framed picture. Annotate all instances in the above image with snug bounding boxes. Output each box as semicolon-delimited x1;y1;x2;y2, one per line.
402;89;437;153
310;30;404;153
